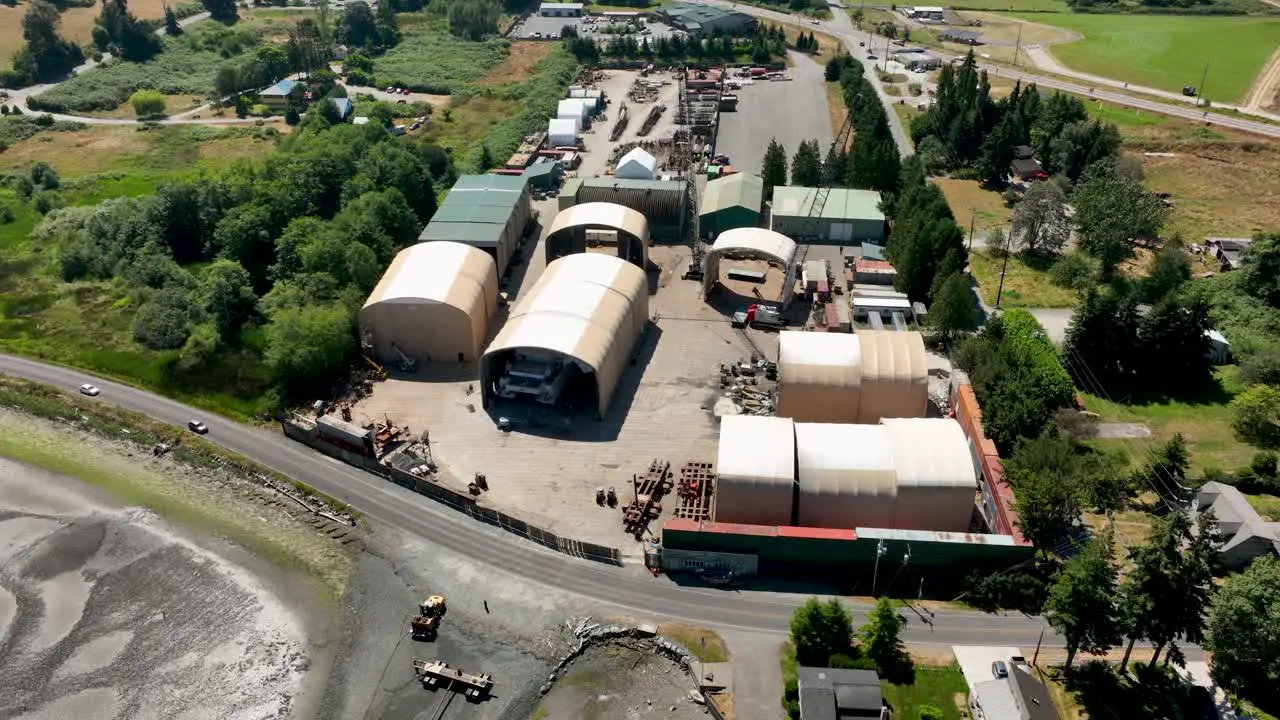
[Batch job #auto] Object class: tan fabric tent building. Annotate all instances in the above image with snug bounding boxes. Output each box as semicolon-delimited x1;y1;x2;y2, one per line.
776;330;928;424
481;254;648;418
546;202;650;269
794;422;897;530
883;418;978;532
360;241;499;365
715;415;797;527
715;417;976;532
701;227;799;306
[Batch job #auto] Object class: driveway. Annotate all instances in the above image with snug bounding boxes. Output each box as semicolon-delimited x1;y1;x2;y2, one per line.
952;645;1023;691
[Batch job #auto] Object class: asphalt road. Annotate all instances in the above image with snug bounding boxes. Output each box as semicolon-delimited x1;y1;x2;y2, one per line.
689;0;1280;142
0;353;1063;648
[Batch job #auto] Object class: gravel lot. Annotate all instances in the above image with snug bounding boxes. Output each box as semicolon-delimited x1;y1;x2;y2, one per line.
532;643;705;720
0;457;315;720
715;51;834;176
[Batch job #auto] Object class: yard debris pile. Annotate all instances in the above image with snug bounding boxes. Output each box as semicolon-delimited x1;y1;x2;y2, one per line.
717;355;778;416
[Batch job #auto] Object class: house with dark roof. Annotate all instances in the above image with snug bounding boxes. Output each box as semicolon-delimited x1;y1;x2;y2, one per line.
1205;237;1254;271
1010;157;1048;182
1197;481;1280;569
798;667;889;720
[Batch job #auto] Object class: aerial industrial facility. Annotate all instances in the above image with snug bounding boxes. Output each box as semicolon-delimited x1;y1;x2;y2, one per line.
289;58;1029;584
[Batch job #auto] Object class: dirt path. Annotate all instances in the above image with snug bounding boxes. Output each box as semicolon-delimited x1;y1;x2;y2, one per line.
1243;44;1280;112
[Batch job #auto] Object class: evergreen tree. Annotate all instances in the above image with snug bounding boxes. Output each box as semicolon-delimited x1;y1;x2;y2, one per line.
163;5;182;36
790;597;854;667
1044;530;1121;672
974;115;1015;189
859;598;911;681
791;139;823;187
1061;287;1140;395
200;0;238;23
822;144;846;186
477;143;494;172
927;272;979;347
1137;296;1212;393
761;138;788;199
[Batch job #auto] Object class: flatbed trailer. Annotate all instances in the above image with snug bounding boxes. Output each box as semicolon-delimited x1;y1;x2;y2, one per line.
413;659;495;699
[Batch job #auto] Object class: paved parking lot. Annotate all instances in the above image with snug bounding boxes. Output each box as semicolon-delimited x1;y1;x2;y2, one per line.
714;51;834;176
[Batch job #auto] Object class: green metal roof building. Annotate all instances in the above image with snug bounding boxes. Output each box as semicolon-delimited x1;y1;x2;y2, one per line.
699;172;763;238
770;186;886;245
558;177;690;243
657;3;756;36
418;174;533;276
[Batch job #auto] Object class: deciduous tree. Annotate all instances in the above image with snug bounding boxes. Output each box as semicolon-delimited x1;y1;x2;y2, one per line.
1241;232;1280;308
197;259;257;341
790;597;854;667
129;89;166;117
1206;556;1280;708
1072;165;1167;280
859;597;911;681
201;0;238;23
1011;180;1070;255
14;0;86;83
1231;384;1280;448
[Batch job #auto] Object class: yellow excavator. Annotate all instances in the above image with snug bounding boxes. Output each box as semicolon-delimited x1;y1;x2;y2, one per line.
410;595;447;640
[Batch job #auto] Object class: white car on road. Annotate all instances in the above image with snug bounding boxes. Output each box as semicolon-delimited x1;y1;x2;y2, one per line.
79;383;100;396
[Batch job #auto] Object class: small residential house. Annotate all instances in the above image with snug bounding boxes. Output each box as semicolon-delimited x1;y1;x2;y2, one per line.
1010;157;1048;182
798;667;888;720
1196;481;1280;569
260;78;298;112
331;97;353;121
615;147;658;180
972;666;1060;720
1205;237;1254;271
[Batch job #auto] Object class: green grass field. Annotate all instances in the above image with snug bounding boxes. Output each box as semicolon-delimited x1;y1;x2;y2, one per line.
1010;13;1280;103
881;664;970;720
943;0;1069;9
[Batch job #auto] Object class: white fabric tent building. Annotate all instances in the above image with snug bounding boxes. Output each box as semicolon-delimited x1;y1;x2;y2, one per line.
359;242;499;365
715;415;798;527
548;118;578;148
714;417;978;532
701;227;800;306
615;147;658;180
557;98;590;131
480;254;648;419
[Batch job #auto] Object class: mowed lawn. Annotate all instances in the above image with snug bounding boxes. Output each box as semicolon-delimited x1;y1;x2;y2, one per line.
1010;14;1280;103
881;664;970;720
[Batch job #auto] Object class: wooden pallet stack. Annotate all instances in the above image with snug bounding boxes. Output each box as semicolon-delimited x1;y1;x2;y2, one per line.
675;461;716;521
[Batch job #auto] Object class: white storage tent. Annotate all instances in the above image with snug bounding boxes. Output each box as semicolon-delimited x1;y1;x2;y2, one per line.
883;418;978;532
794;423;897;530
715;415;797;527
701;227;800;306
548;118;578;148
557;98;590;131
776;330;928;424
615;147;658;180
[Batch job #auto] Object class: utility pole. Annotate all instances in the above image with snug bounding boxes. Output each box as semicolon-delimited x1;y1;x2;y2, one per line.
995;250;1010;308
967;209;976;251
1196;62;1210;106
1012;23;1023;67
871;538;887;596
1031;626;1046;667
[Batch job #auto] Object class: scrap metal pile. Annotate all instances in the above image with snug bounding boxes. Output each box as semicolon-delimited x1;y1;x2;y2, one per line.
715;355;777;417
623;459;674;538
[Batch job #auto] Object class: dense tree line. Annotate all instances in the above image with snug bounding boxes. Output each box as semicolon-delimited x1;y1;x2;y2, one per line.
0;0;86;88
93;0;162;62
338;0;399;50
954;309;1076;455
446;0;500;40
33;118;452;396
826;53;900;194
564;25;787;64
910;54;1122;191
201;0;238;23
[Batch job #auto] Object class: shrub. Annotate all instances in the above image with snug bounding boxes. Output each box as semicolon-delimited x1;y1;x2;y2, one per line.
1050;251;1096;290
33;191;64;215
0;202;14;224
1241;349;1280;387
1231;384;1280;449
133;288;198;350
129;89;167;117
919;705;944;720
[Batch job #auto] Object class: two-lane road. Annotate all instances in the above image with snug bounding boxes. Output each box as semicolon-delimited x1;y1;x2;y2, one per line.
0;352;1064;646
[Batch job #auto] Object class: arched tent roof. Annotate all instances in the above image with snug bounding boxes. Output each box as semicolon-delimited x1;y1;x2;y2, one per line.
776;331;862;423
776;330;928;423
701;227;800;307
714;415;796;526
883;418;977;531
546;202;650;268
857;330;928;423
360;241;498;363
795;423;897;530
482;254;648;417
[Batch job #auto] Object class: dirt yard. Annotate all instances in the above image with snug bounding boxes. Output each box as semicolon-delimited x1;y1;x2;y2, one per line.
531;643;706;720
479;41;555;85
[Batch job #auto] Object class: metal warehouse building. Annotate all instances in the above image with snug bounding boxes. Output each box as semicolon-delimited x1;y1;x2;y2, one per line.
776;330;928;424
713;416;978;533
771;186;886;244
360;242;499;366
480;254;648;419
418;174;533;278
658;3;756;35
699;172;763;237
559;177;690;242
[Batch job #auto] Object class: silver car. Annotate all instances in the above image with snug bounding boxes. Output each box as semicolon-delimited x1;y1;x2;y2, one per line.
79;383;100;396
